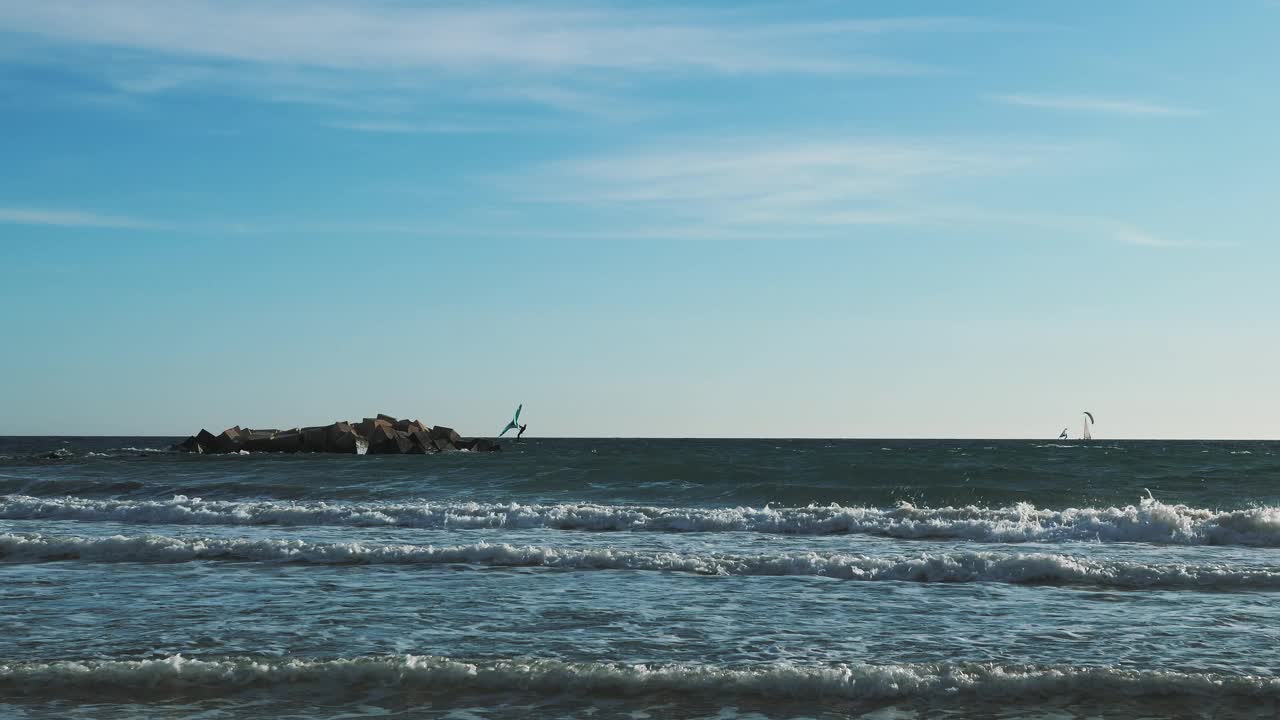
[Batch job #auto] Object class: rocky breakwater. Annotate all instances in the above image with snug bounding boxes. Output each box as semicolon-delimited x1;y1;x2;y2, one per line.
172;414;500;455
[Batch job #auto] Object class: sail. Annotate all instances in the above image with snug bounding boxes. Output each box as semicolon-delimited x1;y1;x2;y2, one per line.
1082;411;1093;441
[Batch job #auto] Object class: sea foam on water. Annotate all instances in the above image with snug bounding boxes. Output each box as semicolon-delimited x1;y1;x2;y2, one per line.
4;493;1279;546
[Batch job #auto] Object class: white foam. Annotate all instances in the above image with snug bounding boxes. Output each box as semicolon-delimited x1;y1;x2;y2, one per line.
5;494;1280;547
1;654;1276;701
1;532;1275;589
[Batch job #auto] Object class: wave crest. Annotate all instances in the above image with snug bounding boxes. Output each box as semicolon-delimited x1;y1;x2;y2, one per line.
1;532;1275;590
2;654;1277;701
4;494;1280;546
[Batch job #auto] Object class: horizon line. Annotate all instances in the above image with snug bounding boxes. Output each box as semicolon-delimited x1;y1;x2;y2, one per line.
2;435;1276;442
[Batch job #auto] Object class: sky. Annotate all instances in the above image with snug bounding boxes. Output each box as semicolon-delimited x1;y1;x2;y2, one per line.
1;1;1277;439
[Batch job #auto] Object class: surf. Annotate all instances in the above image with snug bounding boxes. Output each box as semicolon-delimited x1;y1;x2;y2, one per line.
6;494;1280;546
4;531;1278;590
3;654;1278;702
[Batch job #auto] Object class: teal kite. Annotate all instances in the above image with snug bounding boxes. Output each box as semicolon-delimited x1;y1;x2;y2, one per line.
498;404;523;438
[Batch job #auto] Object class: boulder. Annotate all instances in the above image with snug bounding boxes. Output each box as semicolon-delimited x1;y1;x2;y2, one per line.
394;418;429;433
300;426;328;452
356;417;395;437
377;413;398;424
469;438;501;453
325;422;363;454
409;429;436;454
172;435;200;452
213;426;243;453
392;430;415;454
265;429;303;453
174;430;218;453
427;425;460;452
366;424;412;454
195;429;219;453
405;432;428;454
241;429;280;452
430;425;461;445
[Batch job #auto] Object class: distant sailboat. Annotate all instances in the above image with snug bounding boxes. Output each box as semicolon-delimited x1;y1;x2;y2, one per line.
1082;411;1094;441
1058;428;1069;440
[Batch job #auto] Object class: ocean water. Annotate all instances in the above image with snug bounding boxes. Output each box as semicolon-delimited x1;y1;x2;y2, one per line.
1;438;1278;719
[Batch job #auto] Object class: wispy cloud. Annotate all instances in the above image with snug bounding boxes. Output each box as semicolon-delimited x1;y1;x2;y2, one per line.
544;138;1039;199
0;207;156;229
506;135;1064;236
991;93;1199;117
1115;227;1182;247
475;138;1232;248
0;2;1021;119
1113;227;1227;248
0;2;981;75
922;209;1228;249
471;84;672;122
103;65;214;95
879;207;1229;249
324;120;504;135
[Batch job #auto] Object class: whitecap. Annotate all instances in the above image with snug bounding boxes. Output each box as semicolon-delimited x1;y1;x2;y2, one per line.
1;654;1276;702
1;532;1275;590
4;494;1279;547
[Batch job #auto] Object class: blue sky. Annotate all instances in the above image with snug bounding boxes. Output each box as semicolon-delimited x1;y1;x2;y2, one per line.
1;1;1277;438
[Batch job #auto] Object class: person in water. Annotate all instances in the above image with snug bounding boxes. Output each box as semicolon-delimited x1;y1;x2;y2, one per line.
517;424;528;439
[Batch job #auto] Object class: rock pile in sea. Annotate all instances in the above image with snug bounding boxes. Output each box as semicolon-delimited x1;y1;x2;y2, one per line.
172;414;500;455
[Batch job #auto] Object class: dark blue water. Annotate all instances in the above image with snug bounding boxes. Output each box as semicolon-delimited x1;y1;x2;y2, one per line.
2;438;1279;718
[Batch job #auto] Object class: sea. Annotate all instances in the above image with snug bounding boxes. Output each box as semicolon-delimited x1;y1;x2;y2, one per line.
1;437;1278;719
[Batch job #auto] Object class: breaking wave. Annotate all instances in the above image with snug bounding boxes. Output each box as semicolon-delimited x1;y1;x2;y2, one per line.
1;654;1277;702
5;494;1280;547
2;532;1276;590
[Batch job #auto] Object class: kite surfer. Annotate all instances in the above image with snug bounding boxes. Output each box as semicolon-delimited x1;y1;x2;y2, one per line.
499;405;523;438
